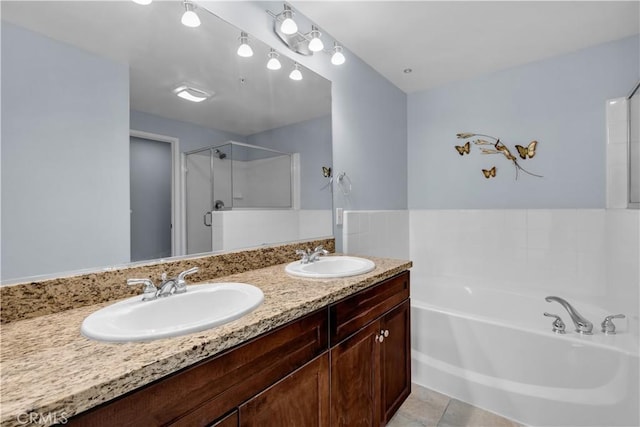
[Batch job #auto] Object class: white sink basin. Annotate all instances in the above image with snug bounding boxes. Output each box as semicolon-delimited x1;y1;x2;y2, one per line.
81;282;264;342
285;256;375;278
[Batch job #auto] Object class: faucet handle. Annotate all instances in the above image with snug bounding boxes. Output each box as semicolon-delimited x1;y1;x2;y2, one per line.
601;314;625;335
544;312;566;334
178;267;199;281
296;249;310;263
175;267;199;294
127;278;157;301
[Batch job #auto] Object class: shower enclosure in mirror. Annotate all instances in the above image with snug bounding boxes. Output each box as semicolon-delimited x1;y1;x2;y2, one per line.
1;1;332;283
186;142;301;254
629;82;639;208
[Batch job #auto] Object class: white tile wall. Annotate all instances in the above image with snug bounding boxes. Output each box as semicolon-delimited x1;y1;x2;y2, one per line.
342;210;410;259
213;210;332;252
606;97;629;208
409;209;638;317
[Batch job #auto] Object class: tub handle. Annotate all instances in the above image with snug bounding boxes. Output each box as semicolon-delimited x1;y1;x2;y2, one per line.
544;312;566;334
601;314;625;335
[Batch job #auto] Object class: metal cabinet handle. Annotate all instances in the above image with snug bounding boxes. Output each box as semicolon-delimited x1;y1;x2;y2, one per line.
203;211;212;227
383;329;389;337
376;334;384;343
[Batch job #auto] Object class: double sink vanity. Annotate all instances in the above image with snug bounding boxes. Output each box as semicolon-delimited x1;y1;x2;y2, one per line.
0;239;411;427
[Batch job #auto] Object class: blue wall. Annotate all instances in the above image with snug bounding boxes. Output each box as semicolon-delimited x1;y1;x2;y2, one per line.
1;22;131;280
130;110;245;153
408;35;640;209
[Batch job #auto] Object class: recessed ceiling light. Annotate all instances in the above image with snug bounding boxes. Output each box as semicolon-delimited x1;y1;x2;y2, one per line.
403;68;413;74
173;85;213;103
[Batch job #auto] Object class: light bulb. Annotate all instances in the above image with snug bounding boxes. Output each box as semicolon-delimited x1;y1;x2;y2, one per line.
267;50;281;70
181;2;200;28
237;32;253;58
308;26;324;52
289;64;303;81
132;0;152;5
280;5;298;35
331;43;345;65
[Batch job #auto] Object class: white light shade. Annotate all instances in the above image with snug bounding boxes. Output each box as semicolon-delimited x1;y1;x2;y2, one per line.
331;45;345;65
308;27;324;52
267;57;281;70
132;0;152;5
174;86;212;103
237;32;253;58
289;64;303;81
280;5;298;35
181;10;200;27
237;43;253;58
280;17;298;35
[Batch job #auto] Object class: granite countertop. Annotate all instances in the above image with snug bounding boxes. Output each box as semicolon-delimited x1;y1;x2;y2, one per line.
0;256;411;427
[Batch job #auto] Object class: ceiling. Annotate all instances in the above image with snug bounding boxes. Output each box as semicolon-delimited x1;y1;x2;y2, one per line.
1;1;331;136
293;1;640;93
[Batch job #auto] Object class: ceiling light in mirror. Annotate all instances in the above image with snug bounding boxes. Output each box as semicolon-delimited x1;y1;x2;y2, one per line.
289;63;303;81
280;4;298;35
237;32;254;57
173;85;213;103
181;1;200;28
267;49;282;70
132;0;152;5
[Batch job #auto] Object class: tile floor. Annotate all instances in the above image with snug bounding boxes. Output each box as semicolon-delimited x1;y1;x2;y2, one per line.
388;384;523;427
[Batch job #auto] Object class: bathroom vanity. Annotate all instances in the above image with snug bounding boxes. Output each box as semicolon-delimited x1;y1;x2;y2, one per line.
0;245;411;427
68;271;410;426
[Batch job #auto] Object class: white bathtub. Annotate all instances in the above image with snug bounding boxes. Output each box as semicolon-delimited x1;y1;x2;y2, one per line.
411;280;639;427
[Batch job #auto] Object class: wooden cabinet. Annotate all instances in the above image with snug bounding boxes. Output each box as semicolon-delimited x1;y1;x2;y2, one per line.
67;271;410;427
240;354;329;427
329;272;411;427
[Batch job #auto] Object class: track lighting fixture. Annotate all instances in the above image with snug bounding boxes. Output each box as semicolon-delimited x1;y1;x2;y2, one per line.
307;26;324;52
331;42;346;65
267;49;282;70
181;1;200;28
237;32;254;58
289;63;303;81
267;4;345;66
279;4;298;35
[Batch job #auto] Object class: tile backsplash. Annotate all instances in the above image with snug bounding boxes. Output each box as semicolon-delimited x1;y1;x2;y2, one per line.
342;210;410;259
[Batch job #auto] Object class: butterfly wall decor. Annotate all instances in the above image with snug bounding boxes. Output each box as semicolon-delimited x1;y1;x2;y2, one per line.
455;141;470;156
455;133;542;180
322;166;332;178
482;166;496;179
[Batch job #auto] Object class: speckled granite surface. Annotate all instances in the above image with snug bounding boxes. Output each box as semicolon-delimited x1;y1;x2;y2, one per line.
0;255;411;427
0;238;334;324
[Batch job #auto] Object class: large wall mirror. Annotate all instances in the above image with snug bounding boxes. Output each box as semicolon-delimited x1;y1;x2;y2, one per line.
1;1;333;283
629;81;639;209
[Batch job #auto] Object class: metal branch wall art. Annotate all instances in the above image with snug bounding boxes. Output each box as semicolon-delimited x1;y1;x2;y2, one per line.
455;133;542;180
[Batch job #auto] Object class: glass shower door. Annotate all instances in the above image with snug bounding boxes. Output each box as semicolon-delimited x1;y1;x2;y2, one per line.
185;149;214;255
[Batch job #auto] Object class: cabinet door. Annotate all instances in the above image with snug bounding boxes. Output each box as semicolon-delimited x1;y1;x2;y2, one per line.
209;411;238;427
330;320;382;427
380;301;411;424
239;354;329;427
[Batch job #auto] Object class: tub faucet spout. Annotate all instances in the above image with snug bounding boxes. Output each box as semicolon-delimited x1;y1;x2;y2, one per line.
545;296;593;334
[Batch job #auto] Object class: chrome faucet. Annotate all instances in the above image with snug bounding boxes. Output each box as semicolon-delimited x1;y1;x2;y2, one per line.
127;267;199;301
296;246;329;264
545;296;593;334
308;245;329;262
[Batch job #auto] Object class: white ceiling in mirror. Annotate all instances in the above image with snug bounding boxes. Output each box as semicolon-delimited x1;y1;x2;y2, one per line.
1;0;330;136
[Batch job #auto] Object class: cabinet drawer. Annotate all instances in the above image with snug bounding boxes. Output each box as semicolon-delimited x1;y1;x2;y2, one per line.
70;309;328;427
329;271;409;346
